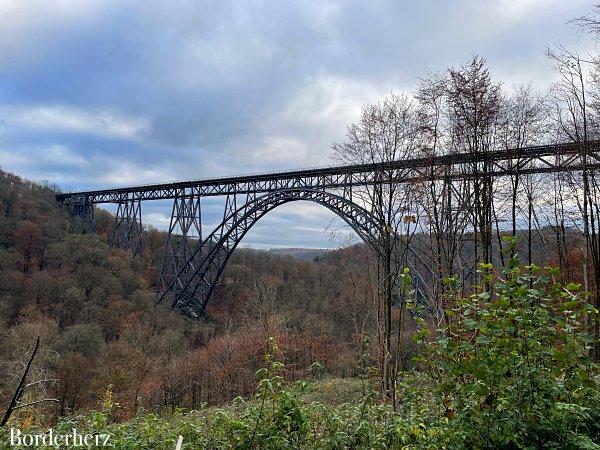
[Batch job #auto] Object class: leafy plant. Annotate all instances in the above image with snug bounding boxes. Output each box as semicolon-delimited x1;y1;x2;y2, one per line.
416;249;600;448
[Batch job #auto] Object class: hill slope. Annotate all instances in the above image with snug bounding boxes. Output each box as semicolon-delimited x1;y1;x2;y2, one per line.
0;169;374;421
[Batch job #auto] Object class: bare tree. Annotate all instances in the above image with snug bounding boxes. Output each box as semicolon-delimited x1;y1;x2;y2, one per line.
415;74;469;324
548;42;600;357
332;94;421;406
497;84;546;250
446;56;502;279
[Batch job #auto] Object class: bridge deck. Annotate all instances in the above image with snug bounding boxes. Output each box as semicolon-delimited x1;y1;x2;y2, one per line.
55;141;600;205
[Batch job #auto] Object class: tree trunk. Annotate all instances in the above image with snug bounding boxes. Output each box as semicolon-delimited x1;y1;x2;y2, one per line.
1;337;40;427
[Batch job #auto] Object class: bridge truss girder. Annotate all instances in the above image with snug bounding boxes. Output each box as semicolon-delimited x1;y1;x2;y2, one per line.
55;142;600;205
109;196;143;253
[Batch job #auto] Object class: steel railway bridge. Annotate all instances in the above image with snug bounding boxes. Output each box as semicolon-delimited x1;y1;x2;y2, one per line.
55;141;600;318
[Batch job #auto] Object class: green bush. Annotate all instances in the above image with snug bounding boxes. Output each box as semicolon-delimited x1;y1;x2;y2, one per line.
416;252;600;449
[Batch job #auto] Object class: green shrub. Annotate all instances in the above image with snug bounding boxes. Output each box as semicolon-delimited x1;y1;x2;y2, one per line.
416;252;600;449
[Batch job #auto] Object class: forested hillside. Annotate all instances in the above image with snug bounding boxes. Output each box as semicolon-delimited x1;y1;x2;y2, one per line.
1;169;598;448
3;168;600;449
0;169;379;422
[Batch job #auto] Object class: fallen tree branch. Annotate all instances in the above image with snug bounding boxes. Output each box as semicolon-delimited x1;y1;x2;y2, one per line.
12;399;60;410
1;337;40;427
24;379;58;389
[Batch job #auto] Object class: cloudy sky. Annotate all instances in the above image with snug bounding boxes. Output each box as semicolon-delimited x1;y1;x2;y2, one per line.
0;0;595;248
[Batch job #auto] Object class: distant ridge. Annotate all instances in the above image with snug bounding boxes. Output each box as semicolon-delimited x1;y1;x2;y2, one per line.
267;248;330;261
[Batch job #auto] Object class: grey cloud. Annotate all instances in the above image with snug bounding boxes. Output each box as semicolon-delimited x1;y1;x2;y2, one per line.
0;0;594;247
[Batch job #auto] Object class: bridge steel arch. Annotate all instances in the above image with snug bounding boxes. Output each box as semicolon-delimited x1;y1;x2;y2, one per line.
157;188;384;317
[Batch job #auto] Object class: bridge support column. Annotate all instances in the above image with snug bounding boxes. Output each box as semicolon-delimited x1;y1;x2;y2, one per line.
158;189;260;317
71;200;94;232
157;188;204;308
110;196;142;253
